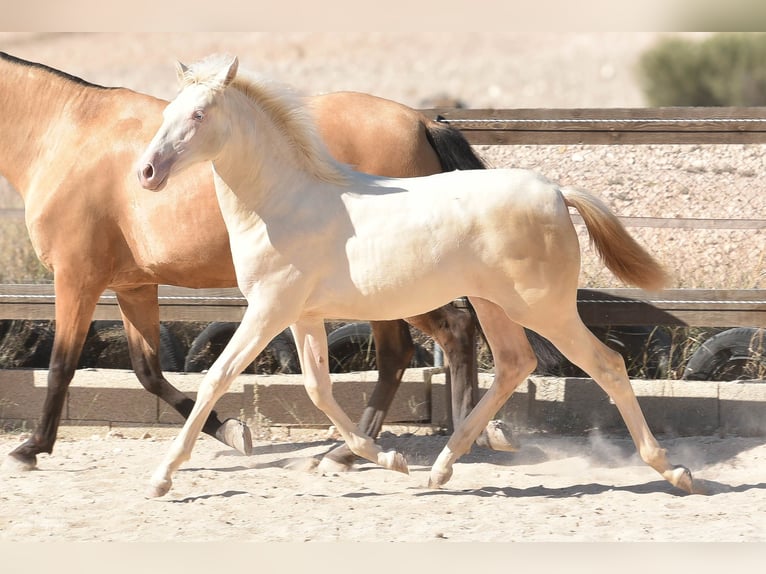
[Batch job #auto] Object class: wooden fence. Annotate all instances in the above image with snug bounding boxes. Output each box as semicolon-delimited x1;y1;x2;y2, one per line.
1;107;765;329
0;284;764;329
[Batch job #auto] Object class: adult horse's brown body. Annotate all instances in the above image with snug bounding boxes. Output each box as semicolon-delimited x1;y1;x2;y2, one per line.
1;52;507;470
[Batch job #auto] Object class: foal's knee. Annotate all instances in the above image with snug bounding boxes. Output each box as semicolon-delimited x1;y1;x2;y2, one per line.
304;380;333;411
197;364;238;402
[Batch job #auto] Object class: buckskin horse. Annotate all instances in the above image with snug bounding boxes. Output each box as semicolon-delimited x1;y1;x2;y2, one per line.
137;55;697;497
1;51;517;472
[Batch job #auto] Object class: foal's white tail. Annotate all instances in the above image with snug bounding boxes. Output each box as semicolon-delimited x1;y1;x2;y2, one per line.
561;187;668;292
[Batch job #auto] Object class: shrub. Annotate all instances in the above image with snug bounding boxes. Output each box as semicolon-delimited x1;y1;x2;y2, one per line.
638;33;766;106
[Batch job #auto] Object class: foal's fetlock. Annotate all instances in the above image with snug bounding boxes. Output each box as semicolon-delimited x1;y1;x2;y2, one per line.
377;449;409;474
475;420;521;452
215;418;253;455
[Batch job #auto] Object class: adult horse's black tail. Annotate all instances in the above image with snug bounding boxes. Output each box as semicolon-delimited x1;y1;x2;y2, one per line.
425;119;562;373
423;119;488;171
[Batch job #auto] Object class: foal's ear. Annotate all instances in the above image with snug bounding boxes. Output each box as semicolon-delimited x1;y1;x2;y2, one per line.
219;56;238;88
176;61;190;84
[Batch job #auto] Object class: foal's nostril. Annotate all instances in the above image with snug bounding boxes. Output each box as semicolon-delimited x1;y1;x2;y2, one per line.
142;163;155;181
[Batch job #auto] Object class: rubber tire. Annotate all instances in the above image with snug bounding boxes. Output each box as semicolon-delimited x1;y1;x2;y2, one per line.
683;327;766;381
537;325;673;379
77;320;184;371
326;321;431;373
0;319;55;368
184;322;299;374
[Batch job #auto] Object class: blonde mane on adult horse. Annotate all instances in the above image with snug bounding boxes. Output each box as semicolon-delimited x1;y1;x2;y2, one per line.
139;55;700;499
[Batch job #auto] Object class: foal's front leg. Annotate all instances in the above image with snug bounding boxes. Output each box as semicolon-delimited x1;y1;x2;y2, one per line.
291;319;409;474
147;305;284;498
116;285;252;455
319;319;413;471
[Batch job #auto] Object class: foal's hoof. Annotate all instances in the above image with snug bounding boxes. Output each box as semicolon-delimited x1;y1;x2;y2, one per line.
475;420;520;452
377;450;409;475
317;454;353;474
427;466;453;489
668;465;699;494
215;418;253;455
317;444;355;473
146;478;172;498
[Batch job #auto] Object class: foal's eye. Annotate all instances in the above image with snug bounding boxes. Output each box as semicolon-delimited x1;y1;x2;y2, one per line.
192;110;205;122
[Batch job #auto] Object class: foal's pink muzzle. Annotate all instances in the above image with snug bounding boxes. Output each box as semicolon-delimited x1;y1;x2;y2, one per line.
137;158;169;191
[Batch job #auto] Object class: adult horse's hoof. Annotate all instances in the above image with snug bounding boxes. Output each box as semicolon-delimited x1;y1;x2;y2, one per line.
427;466;453;489
215;418;253;455
5;443;38;472
475;420;520;452
377;450;409;474
3;451;37;472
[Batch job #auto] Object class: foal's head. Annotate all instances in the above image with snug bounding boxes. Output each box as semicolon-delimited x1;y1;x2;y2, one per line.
138;54;348;191
137;54;239;191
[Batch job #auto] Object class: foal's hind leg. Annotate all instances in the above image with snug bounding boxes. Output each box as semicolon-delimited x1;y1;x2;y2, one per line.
292;319;408;475
116;285;251;455
538;314;696;494
407;304;519;452
319;319;413;471
429;299;536;488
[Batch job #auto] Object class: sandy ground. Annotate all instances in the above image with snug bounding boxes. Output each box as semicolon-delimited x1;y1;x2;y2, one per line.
2;426;765;542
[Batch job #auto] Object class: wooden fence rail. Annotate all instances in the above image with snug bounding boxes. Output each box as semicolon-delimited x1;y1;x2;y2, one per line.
426;107;766;145
1;285;765;329
1;107;765;330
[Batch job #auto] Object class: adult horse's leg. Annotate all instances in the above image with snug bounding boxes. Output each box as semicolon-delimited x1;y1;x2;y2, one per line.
356;320;414;434
318;319;413;470
429;298;537;488
115;285;252;455
6;276;105;470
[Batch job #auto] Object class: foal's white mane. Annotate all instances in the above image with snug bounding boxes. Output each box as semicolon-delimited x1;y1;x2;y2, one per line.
180;54;351;186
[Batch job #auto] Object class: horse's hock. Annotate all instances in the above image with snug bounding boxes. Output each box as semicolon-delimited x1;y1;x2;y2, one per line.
2;367;765;437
